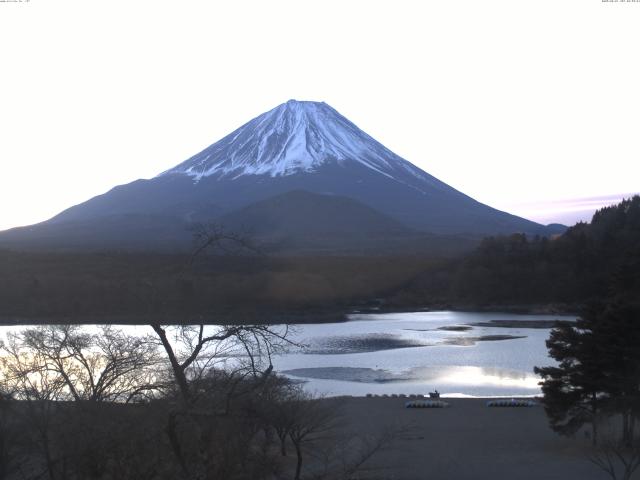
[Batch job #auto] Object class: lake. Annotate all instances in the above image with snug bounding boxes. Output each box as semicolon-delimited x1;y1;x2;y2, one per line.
272;311;574;398
0;311;573;398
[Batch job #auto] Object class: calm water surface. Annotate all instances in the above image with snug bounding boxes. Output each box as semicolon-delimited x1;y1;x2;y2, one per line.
273;311;574;398
1;311;574;398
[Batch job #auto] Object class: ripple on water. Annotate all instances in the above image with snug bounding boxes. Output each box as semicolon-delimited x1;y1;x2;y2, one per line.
304;333;430;354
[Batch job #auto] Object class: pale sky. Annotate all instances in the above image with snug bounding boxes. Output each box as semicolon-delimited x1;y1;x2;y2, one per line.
1;0;638;231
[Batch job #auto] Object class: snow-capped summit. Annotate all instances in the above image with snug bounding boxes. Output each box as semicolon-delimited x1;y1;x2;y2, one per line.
0;100;560;253
161;99;435;186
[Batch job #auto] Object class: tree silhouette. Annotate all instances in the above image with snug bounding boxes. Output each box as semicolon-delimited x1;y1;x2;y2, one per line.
535;301;640;446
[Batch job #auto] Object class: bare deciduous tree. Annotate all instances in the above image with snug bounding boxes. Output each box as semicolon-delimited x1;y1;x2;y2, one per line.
150;323;292;405
149;322;296;480
1;332;69;480
312;424;408;480
189;222;259;264
145;224;304;478
284;393;341;480
261;387;403;480
1;325;168;480
5;324;164;403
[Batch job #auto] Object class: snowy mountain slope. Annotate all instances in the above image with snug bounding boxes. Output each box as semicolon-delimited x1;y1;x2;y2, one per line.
160;100;448;191
0;100;561;253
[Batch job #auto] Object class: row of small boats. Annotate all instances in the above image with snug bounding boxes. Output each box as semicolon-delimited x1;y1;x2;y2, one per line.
405;400;450;408
486;399;537;407
404;398;538;408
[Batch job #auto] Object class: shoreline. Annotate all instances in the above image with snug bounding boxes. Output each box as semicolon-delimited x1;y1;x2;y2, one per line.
360;393;541;399
0;305;579;326
352;303;580;316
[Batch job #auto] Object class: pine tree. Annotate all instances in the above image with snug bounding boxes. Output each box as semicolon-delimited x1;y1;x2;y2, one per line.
535;309;607;445
535;301;640;446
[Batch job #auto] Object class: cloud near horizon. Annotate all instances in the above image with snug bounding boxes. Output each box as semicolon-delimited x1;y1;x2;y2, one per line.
509;192;638;226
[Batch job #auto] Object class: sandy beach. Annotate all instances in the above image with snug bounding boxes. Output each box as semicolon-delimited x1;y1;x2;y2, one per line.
336;397;605;480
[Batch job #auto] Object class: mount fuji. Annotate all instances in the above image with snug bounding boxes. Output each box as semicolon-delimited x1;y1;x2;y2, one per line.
0;100;561;253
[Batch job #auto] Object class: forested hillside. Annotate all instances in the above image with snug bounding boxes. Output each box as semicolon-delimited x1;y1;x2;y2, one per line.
396;196;640;308
2;197;636;322
0;252;437;322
